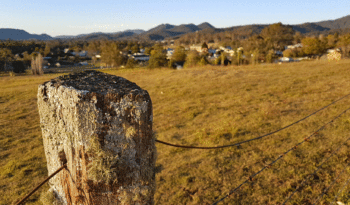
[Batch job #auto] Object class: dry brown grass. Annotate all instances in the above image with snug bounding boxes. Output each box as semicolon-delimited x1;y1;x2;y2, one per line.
2;59;350;204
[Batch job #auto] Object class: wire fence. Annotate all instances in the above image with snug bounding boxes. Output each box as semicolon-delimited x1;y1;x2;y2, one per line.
156;92;350;149
312;162;350;205
15;164;67;205
211;106;350;205
282;137;350;204
332;174;350;204
14;92;350;204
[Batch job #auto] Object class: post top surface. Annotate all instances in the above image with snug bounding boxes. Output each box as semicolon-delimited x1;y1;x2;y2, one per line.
45;70;143;95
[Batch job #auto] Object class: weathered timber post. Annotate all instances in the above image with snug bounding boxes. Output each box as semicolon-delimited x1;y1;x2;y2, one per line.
37;70;156;205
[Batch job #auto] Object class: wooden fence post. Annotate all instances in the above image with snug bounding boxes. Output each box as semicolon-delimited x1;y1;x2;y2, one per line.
37;70;156;205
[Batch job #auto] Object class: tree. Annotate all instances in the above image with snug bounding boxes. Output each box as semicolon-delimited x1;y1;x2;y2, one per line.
148;44;167;68
283;49;296;58
337;34;350;58
301;37;326;56
172;46;187;62
198;56;209;66
261;22;295;51
266;49;277;63
31;53;43;75
293;32;303;44
131;44;140;54
327;34;338;49
251;49;260;64
125;58;137;69
100;41;126;67
12;61;26;73
184;50;200;68
144;47;153;55
0;48;13;61
201;42;208;50
44;44;51;57
236;49;243;65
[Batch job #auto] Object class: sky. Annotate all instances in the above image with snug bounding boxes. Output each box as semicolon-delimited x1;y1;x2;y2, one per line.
1;0;349;37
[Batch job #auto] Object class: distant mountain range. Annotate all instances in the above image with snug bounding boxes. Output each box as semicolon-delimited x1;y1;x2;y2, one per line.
0;29;53;40
1;15;350;41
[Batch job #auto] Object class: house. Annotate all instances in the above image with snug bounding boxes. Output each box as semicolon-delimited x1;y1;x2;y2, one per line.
275;51;283;56
284;43;303;50
190;45;202;52
217;46;237;57
208;49;216;55
175;61;184;70
327;48;341;53
131;54;150;62
64;48;70;53
278;57;296;63
79;51;88;57
166;48;174;59
15;53;23;59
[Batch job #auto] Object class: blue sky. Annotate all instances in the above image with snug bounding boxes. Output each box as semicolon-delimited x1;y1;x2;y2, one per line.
1;0;349;37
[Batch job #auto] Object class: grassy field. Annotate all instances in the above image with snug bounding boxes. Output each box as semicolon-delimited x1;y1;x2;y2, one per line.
2;60;350;204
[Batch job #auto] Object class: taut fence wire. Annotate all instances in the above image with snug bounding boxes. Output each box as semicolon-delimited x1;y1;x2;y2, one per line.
211;106;350;205
156;92;350;149
282;136;350;204
312;162;350;205
331;173;350;204
15;92;350;204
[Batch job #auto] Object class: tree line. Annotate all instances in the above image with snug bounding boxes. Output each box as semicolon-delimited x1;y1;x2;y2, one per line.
1;23;350;73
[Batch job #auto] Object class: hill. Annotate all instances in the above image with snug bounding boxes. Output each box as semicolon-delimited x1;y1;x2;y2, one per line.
137;22;216;40
315;15;350;30
54;29;145;40
0;28;53;40
1;14;350;42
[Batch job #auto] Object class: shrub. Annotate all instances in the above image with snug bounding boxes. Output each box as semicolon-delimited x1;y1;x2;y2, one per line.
31;53;43;75
12;61;26;73
148;46;167;69
184;50;200;68
125;58;137;69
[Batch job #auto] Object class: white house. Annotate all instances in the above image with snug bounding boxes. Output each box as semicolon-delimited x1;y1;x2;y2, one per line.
190;45;202;52
284;43;303;50
279;57;295;62
275;51;283;56
79;51;88;57
327;48;341;53
166;48;174;59
208;48;216;54
132;54;150;61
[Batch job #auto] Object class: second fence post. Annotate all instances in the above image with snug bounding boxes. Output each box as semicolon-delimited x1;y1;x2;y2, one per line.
37;70;156;205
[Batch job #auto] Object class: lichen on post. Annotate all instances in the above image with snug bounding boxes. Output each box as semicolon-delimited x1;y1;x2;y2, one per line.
37;70;156;205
